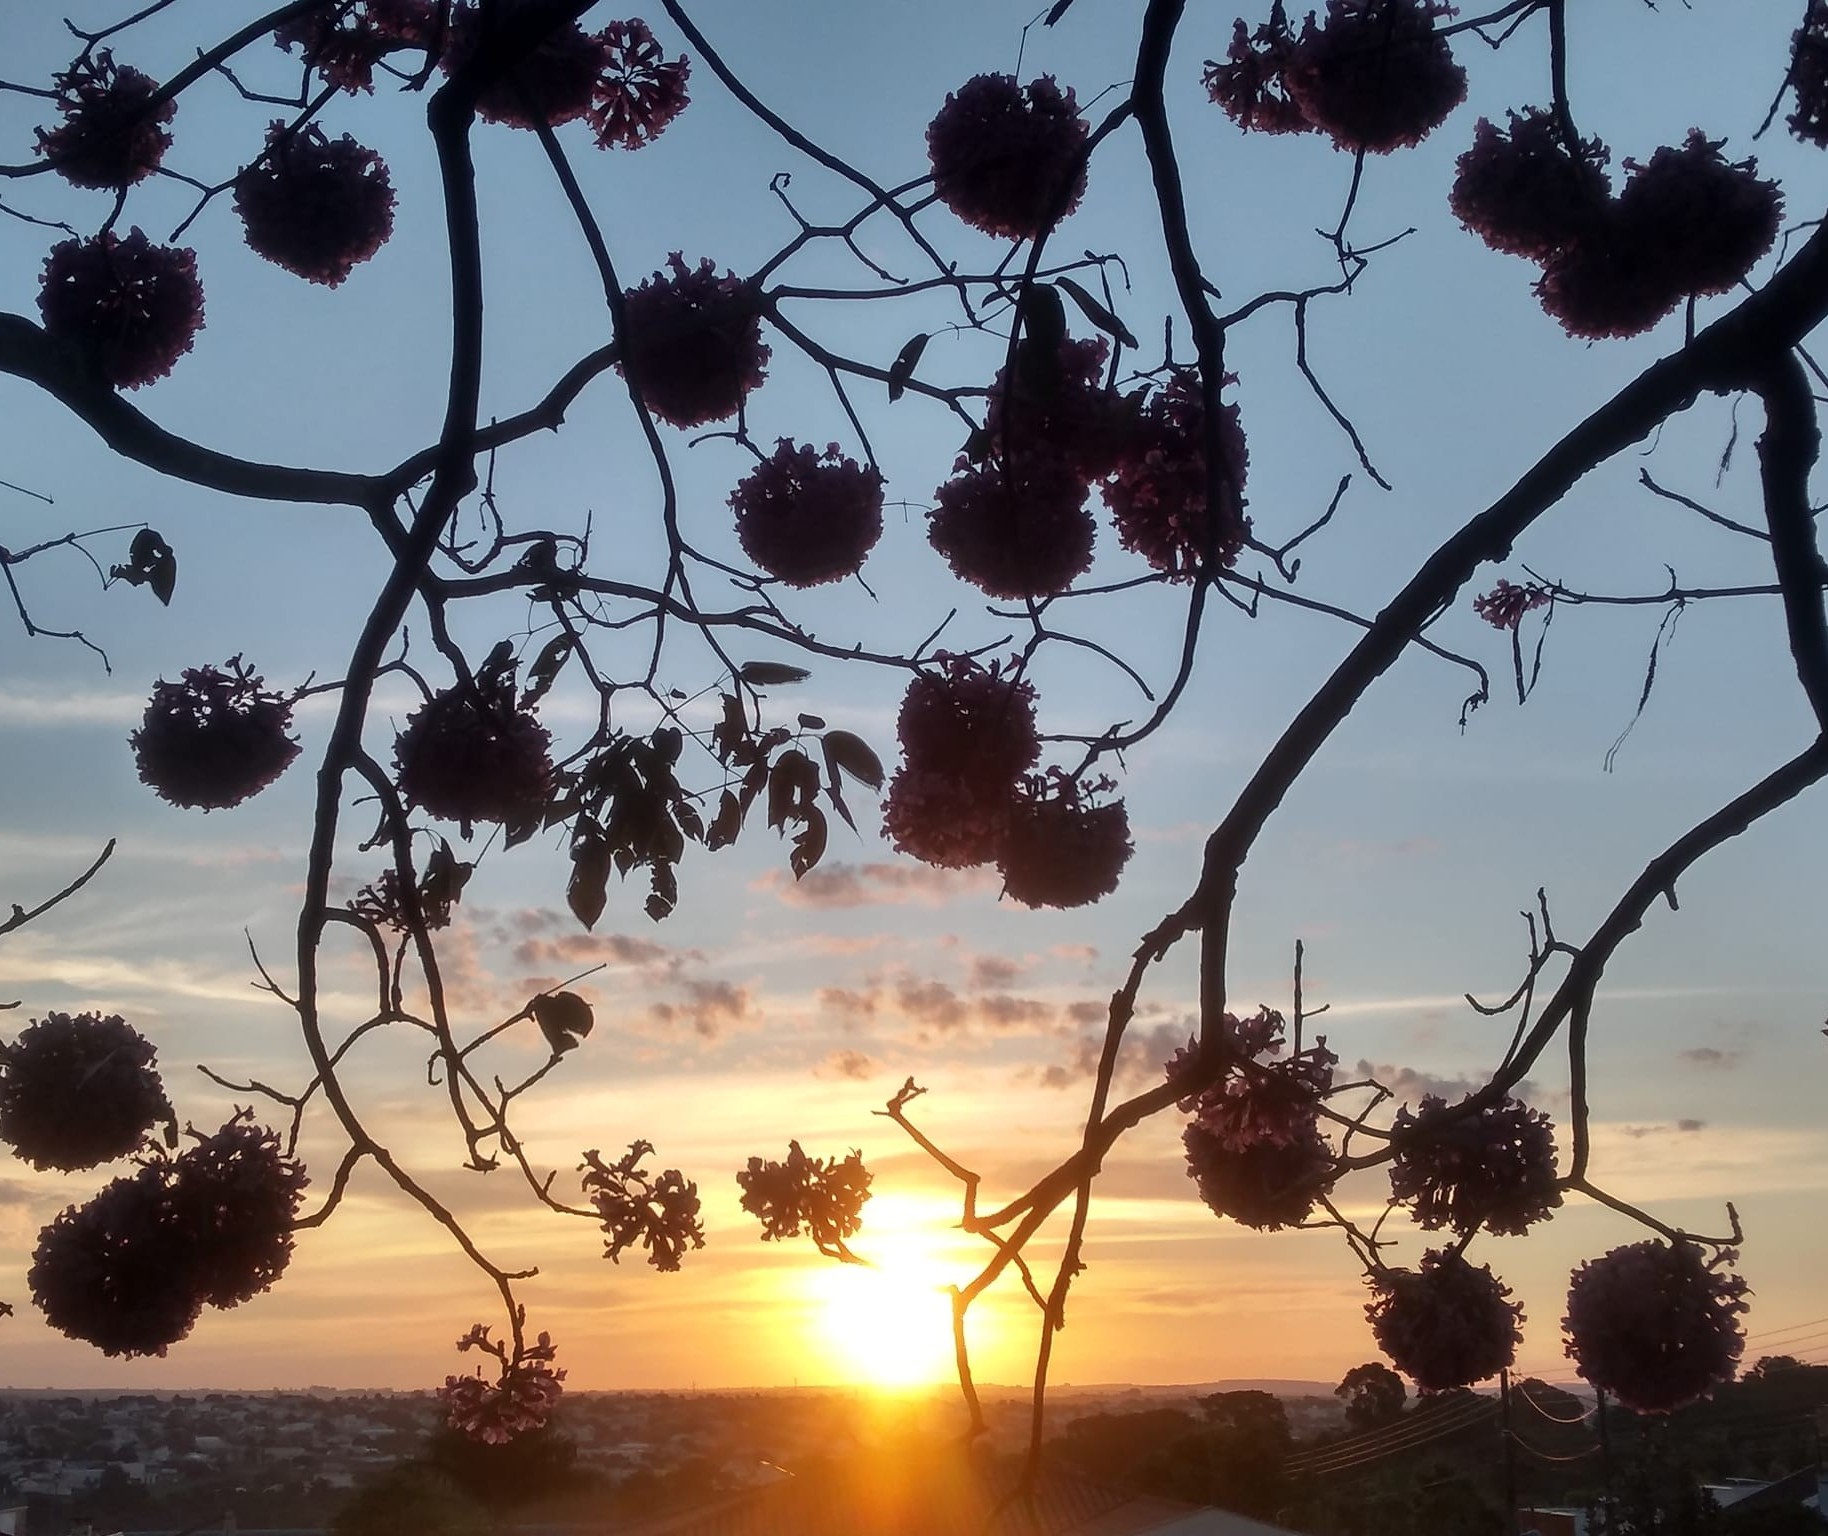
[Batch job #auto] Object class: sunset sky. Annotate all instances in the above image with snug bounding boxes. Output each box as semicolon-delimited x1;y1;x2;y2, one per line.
2;0;1826;1400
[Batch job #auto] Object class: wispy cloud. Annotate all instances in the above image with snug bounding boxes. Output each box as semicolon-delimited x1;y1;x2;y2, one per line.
753;861;996;909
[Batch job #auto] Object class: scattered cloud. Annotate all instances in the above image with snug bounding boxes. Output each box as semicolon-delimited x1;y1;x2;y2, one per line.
0;688;142;727
816;987;877;1021
753;861;995;909
815;1050;878;1082
510;931;685;976
1678;1047;1745;1070
895;979;966;1030
1619;1119;1707;1139
649;978;755;1040
967;954;1025;991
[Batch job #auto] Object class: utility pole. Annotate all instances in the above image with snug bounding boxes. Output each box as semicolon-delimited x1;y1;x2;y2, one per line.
1596;1387;1614;1536
1500;1369;1521;1536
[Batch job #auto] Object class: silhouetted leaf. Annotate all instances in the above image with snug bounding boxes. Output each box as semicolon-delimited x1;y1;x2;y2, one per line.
962;424;993;463
791;808;828;879
530;990;593;1055
797;713;825;731
422;840;473;917
822;730;884;791
652;725;683;765
888;333;929;402
1018;282;1067;354
567;839;611;929
708;789;742;850
738;661;812;686
520;633;574;710
111;528;176;606
1058;276;1139;349
768;750;815;831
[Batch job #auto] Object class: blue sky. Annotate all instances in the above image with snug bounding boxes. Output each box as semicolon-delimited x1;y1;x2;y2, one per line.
2;0;1826;1393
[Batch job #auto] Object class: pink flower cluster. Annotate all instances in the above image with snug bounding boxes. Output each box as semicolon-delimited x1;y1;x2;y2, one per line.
730;440;883;587
274;0;437;94
1562;1240;1748;1413
618;255;770;428
39;230;204;390
927;75;1089;240
1454;116;1783;340
1104;371;1250;581
1367;1250;1523;1391
984;336;1142;484
580;1143;706;1273
928;456;1095;601
1388;1093;1561;1237
1473;578;1549;631
589;19;691;150
440;1327;566;1444
394;672;555;831
35;50;174;190
130;657;300;811
0;1012;173;1173
1208;0;1465;153
999;773;1133;910
442;4;690;147
1791;2;1828;147
235;124;396;287
1178;1010;1339;1230
736;1142;872;1252
882;656;1039;871
28;1113;307;1359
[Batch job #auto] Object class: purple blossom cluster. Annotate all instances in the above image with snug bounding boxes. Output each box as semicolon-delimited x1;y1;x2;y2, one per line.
730;440;884;587
39;230;204;390
130;657;301;811
1208;0;1465;152
234;124;396;287
394;673;555;830
0;1012;173;1173
883;657;1040;872
28;1114;307;1359
1104;371;1250;581
1563;1240;1749;1413
926;75;1089;240
1367;1249;1523;1391
617;255;770;429
35;51;174;189
1388;1093;1561;1236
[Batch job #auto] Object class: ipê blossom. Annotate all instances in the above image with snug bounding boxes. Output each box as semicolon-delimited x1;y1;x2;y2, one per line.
927;74;1089;240
1562;1239;1749;1413
588;19;691;149
1450;109;1612;262
1283;0;1467;154
927;456;1097;602
1533;204;1686;341
1184;1120;1336;1230
729;440;883;587
1204;4;1315;136
998;773;1132;909
1103;371;1249;580
393;672;554;830
1388;1093;1561;1237
171;1113;309;1309
983;334;1144;483
1367;1250;1523;1391
0;1012;173;1173
35;50;175;190
274;0;438;94
1473;578;1550;631
234;123;396;287
884;655;1040;870
617;255;770;428
1616;131;1783;299
130;657;301;811
39;230;205;390
444;0;609;129
1788;1;1828;147
440;1327;567;1444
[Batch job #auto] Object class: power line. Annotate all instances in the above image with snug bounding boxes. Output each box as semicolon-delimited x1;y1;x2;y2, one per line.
1288;1395;1494;1472
1746;1315;1828;1344
1291;1398;1499;1477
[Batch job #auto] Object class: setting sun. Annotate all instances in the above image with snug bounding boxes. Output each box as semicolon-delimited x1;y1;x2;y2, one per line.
807;1231;963;1389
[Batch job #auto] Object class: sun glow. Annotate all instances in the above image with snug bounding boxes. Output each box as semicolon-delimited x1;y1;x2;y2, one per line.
808;1229;963;1389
